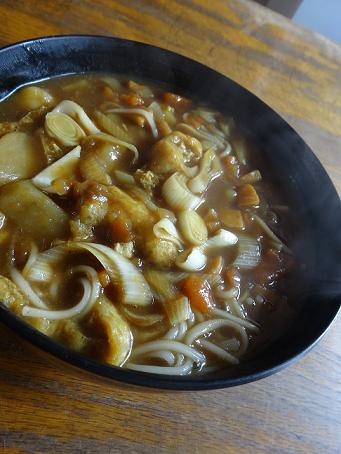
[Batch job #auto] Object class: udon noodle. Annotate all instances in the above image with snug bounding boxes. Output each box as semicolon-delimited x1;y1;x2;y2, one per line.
0;74;295;375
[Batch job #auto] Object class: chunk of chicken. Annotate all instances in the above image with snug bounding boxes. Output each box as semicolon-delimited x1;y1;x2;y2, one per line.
134;169;160;192
150;131;202;177
107;185;178;268
143;235;178;269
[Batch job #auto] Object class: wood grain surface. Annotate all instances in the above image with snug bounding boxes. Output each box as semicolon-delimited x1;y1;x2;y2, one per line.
0;1;340;453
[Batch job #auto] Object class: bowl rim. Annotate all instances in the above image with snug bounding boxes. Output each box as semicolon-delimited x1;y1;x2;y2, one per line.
0;34;340;390
1;302;340;390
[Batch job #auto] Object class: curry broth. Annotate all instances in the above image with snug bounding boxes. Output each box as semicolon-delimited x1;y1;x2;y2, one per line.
0;73;298;374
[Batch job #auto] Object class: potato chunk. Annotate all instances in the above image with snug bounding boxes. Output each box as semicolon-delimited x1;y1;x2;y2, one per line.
0;180;69;245
0;132;46;186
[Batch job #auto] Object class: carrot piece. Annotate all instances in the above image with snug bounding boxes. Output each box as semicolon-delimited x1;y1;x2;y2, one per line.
100;85;120;102
109;217;132;243
101;85;115;99
162;92;193;110
237;184;260;207
179;275;214;313
223;266;241;290
222;155;240;184
120;93;145;107
129;113;146;127
126;80;145;91
218;208;245;230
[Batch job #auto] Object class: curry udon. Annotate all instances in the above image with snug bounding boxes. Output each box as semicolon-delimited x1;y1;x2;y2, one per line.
0;74;296;375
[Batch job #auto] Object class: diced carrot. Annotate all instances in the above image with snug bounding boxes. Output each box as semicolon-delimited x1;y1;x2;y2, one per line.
162;92;193;110
223;266;241;290
129;113;146;127
120;93;145;107
222;155;240;184
218;208;245;230
179;275;214;313
101;85;115;99
100;84;120;103
237;184;260;207
109;217;132;243
126;80;145;91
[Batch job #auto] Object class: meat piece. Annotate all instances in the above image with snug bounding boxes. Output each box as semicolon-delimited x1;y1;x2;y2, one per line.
134;169;159;192
150;131;202;177
143;236;178;269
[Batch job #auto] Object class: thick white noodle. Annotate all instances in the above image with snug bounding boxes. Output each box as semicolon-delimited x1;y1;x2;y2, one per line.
139;350;176;366
162;321;188;341
130;339;205;365
211;308;260;333
174;353;185;366
176;321;188;341
87;132;139;163
199;339;239;365
163;324;180;340
228;298;246;318
126;358;193;375
22;278;92;320
214;287;239;300
253;214;292;253
184;318;249;355
219;142;232;157
177;123;225;148
10;268;48;309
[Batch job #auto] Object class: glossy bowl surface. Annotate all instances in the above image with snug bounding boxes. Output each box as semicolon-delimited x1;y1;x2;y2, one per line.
0;35;340;390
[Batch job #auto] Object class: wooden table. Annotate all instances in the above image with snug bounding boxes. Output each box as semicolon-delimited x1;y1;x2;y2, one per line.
1;1;340;453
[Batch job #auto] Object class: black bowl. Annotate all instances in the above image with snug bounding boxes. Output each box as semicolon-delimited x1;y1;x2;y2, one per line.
0;35;340;390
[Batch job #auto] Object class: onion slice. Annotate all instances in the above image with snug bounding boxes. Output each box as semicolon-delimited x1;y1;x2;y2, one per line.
105;107;158;138
52;100;100;134
68;242;153;306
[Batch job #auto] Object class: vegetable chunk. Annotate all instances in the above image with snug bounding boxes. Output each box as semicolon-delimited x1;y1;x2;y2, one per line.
0;132;46;186
0;180;69;244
